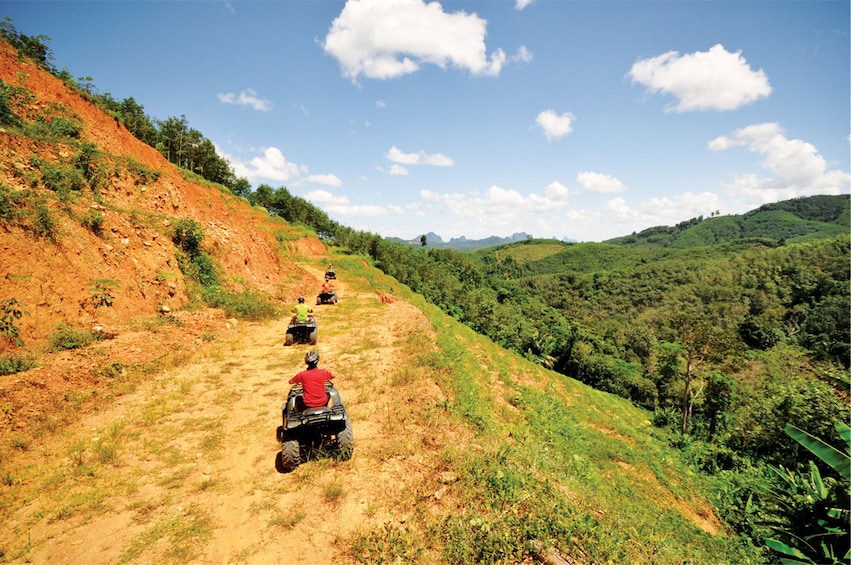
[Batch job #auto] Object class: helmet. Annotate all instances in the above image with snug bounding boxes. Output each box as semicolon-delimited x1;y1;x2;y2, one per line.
305;351;319;365
298;296;305;303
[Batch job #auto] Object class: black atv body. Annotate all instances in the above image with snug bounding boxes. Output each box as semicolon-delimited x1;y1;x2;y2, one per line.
325;269;336;280
285;317;317;346
316;290;338;305
276;383;353;471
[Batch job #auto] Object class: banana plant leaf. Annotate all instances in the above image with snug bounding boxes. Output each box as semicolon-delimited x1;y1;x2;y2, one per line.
785;423;850;482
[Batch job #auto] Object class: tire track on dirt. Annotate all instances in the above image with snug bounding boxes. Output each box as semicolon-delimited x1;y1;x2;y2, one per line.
3;269;448;564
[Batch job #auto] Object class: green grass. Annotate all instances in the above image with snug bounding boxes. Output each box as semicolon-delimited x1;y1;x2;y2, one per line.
0;352;36;375
48;322;98;351
330;254;763;564
118;503;214;564
477;241;568;263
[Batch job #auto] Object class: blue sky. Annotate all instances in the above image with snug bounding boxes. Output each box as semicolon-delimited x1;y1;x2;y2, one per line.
6;0;850;242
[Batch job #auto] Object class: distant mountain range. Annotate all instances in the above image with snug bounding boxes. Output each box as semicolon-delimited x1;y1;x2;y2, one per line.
388;231;559;251
389;195;849;251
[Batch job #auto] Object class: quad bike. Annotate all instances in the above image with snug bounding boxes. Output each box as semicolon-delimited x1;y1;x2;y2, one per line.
276;382;353;471
325;268;336;280
316;289;338;305
284;316;318;346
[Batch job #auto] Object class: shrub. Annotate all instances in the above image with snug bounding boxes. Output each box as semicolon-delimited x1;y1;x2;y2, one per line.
0;184;22;225
48;323;96;351
86;279;118;323
41;163;86;201
80;210;105;235
0;81;19;127
46;116;81;138
75;142;99;181
28;202;58;242
172;218;204;256
28;115;81;140
0;298;27;347
0;352;36;375
172;218;220;287
202;287;279;321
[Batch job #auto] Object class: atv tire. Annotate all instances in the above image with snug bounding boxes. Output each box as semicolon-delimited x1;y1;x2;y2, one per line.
284;332;294;346
309;330;318;345
336;416;354;461
280;439;301;470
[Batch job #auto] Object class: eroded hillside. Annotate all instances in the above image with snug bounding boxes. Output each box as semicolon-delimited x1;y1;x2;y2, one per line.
0;39;329;436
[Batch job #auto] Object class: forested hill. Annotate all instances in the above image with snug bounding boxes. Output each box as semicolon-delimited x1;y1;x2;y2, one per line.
606;194;849;248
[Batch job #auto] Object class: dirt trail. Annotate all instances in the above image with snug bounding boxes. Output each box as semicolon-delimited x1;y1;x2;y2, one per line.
1;273;446;564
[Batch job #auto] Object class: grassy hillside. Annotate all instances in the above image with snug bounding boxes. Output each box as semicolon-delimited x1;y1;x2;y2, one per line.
334;256;763;563
607;194;849;248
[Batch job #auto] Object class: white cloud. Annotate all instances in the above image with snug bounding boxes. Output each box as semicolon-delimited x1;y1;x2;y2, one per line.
604;192;722;227
419;182;572;237
535;110;575;140
323;0;509;81
305;173;342;187
305;189;405;217
389;164;409;176
217;88;273;112
576;171;626;193
628;44;771;112
220;146;345;189
386;146;454;167
229;147;303;183
544;181;571;201
515;0;534;10
709;122;851;203
512;45;533;64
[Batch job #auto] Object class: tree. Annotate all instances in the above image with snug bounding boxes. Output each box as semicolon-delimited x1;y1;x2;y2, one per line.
155;115;189;164
0;17;55;71
668;312;738;434
230;177;252;198
420;234;427;247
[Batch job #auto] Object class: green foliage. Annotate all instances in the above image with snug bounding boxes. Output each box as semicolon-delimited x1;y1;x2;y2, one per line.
249;184;340;239
0;352;36;375
80;210;105;236
0;79;20;127
35;115;81;139
119;156;160;184
764;423;850;564
118;97;158;146
29;200;57;242
0;17;55;72
201;287;279;321
0;298;27;347
171;218;219;288
0;184;23;225
40;162;86;201
48;323;97;351
86;279;118;324
75;142;99;181
171;218;205;256
349;525;424;563
177;251;219;288
1;22;243;192
607;195;849;248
